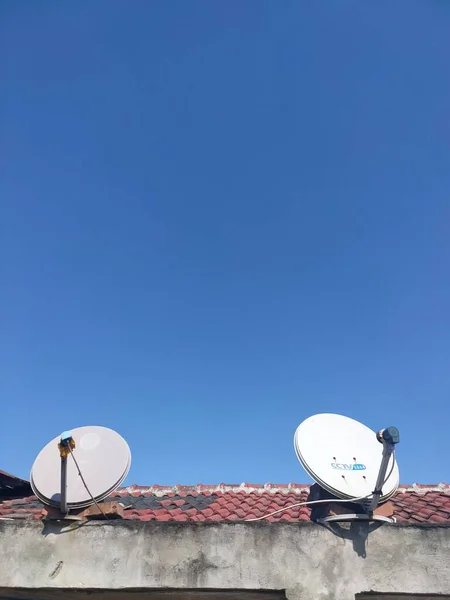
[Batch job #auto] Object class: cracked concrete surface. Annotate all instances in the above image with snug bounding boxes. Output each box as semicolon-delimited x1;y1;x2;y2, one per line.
0;521;449;600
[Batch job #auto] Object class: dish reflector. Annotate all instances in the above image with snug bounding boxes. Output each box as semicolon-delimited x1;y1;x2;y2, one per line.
294;413;399;502
31;426;131;509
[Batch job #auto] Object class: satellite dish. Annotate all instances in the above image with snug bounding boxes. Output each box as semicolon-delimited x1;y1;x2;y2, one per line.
294;413;400;523
31;426;131;512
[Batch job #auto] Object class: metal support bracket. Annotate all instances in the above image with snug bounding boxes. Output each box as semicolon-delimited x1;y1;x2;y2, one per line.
318;425;400;525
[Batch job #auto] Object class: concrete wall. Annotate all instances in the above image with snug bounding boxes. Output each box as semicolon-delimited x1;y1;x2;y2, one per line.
0;520;449;600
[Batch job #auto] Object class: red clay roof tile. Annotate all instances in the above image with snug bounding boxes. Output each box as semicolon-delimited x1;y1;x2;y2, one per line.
0;483;449;524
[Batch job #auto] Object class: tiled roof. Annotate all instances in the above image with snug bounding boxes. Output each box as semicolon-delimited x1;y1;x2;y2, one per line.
1;483;449;524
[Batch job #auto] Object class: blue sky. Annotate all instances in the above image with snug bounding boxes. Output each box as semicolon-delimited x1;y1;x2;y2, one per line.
1;1;449;487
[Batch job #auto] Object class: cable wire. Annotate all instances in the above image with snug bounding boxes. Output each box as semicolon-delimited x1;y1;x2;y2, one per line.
246;453;398;522
69;445;396;523
68;446;108;519
245;495;372;522
383;451;396;486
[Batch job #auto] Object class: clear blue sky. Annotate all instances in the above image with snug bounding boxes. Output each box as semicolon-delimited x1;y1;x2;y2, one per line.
1;1;449;487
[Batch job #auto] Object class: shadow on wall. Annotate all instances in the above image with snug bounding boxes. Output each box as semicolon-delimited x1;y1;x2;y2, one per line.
308;483;385;558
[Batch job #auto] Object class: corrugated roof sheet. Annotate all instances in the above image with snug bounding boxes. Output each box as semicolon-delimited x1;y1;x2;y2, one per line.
0;470;32;500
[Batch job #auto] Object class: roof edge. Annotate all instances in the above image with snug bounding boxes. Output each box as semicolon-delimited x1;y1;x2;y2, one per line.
121;482;450;496
0;470;30;485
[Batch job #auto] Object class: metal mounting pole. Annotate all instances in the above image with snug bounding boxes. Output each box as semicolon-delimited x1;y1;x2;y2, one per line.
58;430;75;516
368;426;400;513
60;456;68;514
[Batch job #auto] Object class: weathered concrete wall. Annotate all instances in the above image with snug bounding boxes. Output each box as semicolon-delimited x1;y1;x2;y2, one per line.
0;521;449;600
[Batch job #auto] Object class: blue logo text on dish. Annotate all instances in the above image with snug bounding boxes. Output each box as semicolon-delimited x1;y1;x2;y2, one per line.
331;463;366;471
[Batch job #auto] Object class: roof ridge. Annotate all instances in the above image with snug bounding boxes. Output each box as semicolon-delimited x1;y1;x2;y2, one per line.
397;483;450;493
7;483;448;504
120;482;450;495
122;483;311;495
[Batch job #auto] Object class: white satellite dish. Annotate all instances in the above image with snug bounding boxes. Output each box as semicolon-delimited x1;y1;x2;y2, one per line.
294;413;400;522
31;426;131;513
